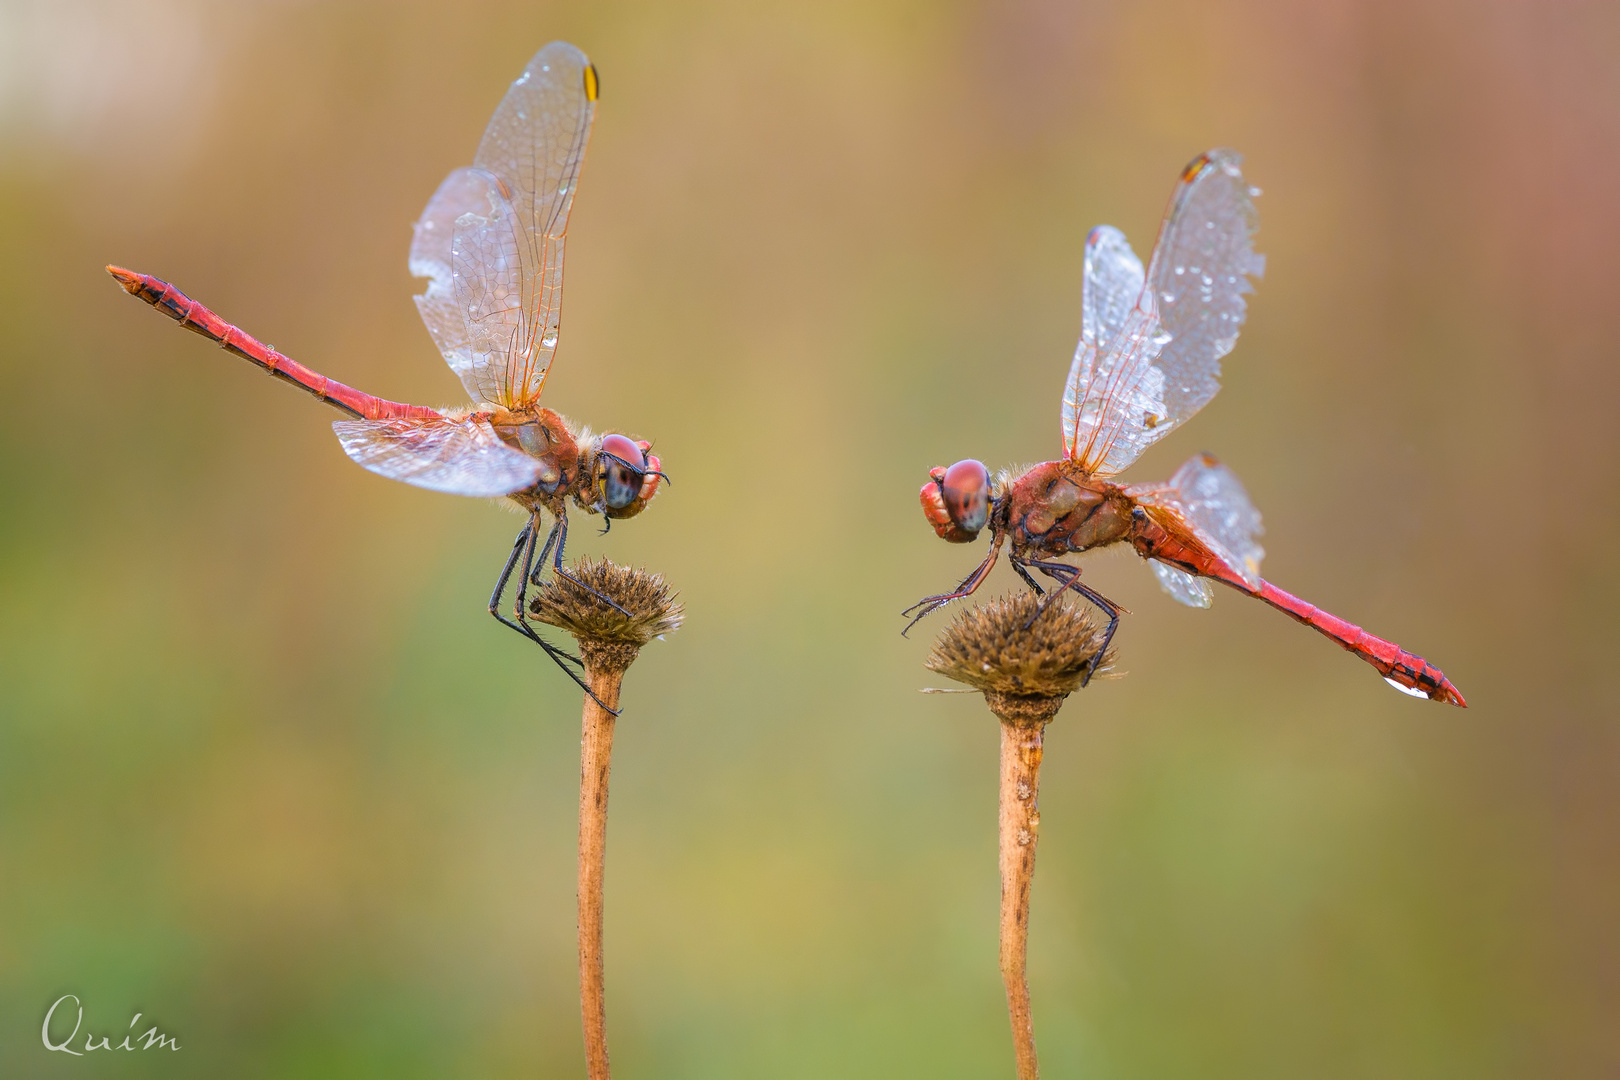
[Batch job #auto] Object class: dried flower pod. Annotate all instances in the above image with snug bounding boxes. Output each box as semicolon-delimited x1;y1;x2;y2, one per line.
531;556;683;674
925;591;1113;723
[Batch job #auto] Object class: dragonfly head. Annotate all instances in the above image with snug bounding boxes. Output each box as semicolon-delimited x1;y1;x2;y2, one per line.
591;433;665;519
920;459;990;543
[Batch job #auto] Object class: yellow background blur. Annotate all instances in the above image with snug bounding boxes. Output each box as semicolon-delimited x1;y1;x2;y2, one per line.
3;0;1617;1075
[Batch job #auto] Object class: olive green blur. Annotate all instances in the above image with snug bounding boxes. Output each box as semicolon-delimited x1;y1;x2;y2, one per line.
3;1;1617;1076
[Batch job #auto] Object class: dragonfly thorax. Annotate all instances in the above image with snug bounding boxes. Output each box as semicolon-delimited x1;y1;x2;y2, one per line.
492;407;578;497
1004;460;1133;557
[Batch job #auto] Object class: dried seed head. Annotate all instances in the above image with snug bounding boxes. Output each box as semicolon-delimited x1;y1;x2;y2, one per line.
530;556;682;673
925;592;1114;726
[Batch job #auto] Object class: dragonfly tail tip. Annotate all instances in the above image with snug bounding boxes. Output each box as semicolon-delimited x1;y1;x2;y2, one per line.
105;265;141;293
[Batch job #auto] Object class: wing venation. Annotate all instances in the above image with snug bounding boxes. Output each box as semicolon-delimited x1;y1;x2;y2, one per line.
1129;452;1265;590
409;42;596;410
333;415;542;497
1065;150;1263;475
1150;560;1215;607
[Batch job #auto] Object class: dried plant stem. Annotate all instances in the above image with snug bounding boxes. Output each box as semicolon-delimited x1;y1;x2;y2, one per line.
578;663;622;1080
926;595;1111;1080
530;557;682;1080
993;705;1056;1080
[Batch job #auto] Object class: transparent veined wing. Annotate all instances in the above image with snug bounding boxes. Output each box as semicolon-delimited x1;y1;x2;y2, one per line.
471;40;598;408
1067;150;1264;476
1128;452;1265;590
1081;225;1144;354
333;415;543;497
1149;560;1214;608
1062;225;1156;462
411;167;526;407
1141;149;1265;425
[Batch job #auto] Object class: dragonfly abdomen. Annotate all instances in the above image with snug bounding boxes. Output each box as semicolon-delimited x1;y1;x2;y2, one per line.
1251;578;1466;706
107;265;440;423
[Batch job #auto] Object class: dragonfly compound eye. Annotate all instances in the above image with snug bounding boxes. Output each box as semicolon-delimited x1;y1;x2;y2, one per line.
942;459;991;534
597;433;646;510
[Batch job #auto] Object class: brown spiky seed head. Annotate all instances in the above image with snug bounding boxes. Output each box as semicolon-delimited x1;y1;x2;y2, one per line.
925;592;1114;726
531;557;682;673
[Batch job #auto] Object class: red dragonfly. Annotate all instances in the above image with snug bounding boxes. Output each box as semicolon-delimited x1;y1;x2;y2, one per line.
908;150;1464;706
108;42;663;709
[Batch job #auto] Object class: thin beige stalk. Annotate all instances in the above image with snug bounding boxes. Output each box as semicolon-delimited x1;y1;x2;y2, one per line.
531;557;682;1080
577;661;622;1080
991;705;1056;1080
925;594;1112;1080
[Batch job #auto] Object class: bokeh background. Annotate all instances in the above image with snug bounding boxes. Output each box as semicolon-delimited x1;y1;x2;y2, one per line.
3;0;1618;1075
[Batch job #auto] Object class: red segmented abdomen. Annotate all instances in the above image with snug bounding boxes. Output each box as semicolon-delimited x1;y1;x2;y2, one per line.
1250;580;1465;706
107;266;441;422
1135;524;1466;707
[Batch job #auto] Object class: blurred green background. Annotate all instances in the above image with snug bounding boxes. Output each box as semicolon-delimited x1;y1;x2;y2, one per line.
3;0;1617;1075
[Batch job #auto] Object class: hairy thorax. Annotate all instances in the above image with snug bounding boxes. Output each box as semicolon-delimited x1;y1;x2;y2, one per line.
489;406;580;510
1002;459;1134;557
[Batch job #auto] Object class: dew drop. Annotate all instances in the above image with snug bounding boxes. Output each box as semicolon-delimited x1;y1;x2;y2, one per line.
1248;185;1263;197
1383;676;1429;699
1174;265;1185;275
542;332;559;348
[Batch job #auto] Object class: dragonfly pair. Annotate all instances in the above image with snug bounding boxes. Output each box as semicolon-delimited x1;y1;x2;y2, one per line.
108;42;1464;709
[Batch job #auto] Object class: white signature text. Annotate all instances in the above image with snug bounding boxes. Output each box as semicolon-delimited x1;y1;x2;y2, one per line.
42;995;180;1055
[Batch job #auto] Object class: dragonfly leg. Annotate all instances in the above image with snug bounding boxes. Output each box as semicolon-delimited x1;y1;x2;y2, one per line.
901;532;1005;637
490;517;570;657
488;518;536;634
546;512;634;618
1017;557;1122;687
1010;559;1046;596
526;518;562;586
489;516;618;714
511;516;558;635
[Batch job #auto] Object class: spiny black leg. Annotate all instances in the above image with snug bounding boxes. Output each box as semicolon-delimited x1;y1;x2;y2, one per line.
509;511;544;632
1015;556;1089;622
1010;558;1045;596
539;635;618;714
489;519;535;637
527;518;562;587
549;512;634;618
901;539;1003;637
488;517;617;712
1021;557;1122;687
491;518;578;660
